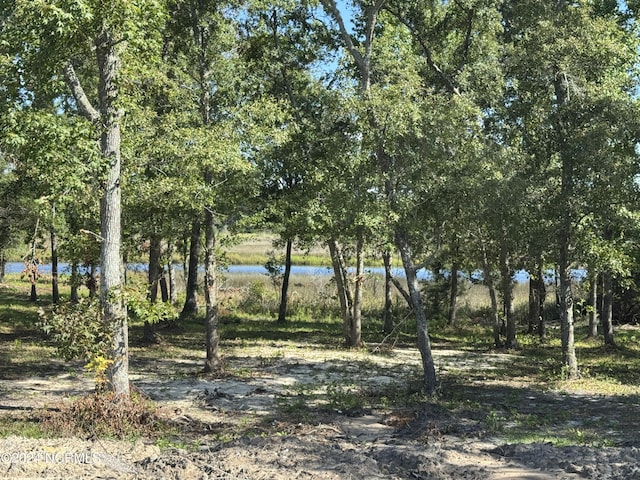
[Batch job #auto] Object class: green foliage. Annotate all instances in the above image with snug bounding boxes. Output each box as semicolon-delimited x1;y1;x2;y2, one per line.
126;288;179;325
326;382;365;415
38;300;110;363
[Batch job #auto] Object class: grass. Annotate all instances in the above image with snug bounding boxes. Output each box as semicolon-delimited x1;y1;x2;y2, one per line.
1;270;640;447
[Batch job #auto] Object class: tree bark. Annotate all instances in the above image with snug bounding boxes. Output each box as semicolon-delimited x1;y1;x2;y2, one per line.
277;239;293;323
481;241;502;348
601;271;615;345
168;265;177;304
148;235;162;302
50;220;59;304
448;260;459;327
96;30;129;396
554;7;578;378
350;234;364;347
65;27;128;396
203;203;220;373
500;241;518;349
328;239;354;345
588;272;598;338
181;220;201;317
558;237;578;377
0;251;5;283
396;227;437;395
70;262;79;303
382;250;394;334
536;264;546;339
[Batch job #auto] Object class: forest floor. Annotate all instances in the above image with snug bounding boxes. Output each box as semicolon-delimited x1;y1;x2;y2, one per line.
1;333;640;480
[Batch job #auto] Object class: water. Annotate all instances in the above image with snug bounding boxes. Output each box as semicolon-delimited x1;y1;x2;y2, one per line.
4;262;586;283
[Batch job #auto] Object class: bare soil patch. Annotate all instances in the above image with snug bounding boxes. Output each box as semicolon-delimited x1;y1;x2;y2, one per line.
1;344;640;479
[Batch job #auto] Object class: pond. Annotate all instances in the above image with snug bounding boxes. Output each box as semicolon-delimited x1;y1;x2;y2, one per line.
3;262;586;284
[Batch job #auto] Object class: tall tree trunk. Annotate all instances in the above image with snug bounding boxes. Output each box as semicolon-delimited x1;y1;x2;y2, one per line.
168;264;177;304
527;265;546;338
50;220;59;304
601;271;615;345
349;234;364;348
148;235;162;302
528;275;537;335
500;242;518;349
181;220;201;317
277;239;293;323
328;239;354;344
536;264;546;340
97;30;128;396
203;203;220;373
558;237;578;378
588;272;598;338
481;240;502;348
70;262;79;303
396;227;437;395
554;8;578;378
65;27;128;396
448;260;459;327
382;250;394;334
0;251;5;283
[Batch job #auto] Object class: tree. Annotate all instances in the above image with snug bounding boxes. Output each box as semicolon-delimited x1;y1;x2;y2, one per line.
3;0;165;396
502;0;639;376
165;0;254;372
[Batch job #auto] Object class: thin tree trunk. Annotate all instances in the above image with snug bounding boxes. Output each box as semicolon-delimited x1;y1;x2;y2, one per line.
536;264;546;340
181;220;201;317
87;264;98;299
480;238;502;348
487;277;502;347
160;275;169;302
203;204;220;373
601;271;615;345
328;239;354;344
554;13;578;378
28;219;39;302
448;260;459;327
500;242;518;349
50;221;59;304
396;227;437;395
382;250;394;334
349;234;364;347
277;239;293;323
148;235;162;302
168;263;177;304
588;272;598;338
527;266;540;335
558;239;578;378
70;263;80;303
0;251;5;283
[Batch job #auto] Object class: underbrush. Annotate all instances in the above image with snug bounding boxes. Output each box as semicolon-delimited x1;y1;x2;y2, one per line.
40;392;166;440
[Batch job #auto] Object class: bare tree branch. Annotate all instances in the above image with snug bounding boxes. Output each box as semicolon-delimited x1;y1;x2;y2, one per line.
384;5;461;96
319;0;366;79
63;62;100;123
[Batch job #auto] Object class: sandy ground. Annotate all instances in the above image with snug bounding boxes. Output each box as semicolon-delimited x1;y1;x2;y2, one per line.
1;345;640;479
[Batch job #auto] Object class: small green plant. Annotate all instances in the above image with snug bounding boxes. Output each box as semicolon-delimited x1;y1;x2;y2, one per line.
326;383;365;414
484;410;506;433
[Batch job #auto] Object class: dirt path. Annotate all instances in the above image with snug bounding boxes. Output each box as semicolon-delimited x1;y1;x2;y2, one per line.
1;345;640;479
